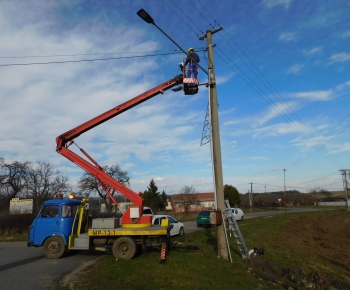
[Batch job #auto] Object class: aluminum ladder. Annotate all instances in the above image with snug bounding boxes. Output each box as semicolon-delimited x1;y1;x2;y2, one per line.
224;200;250;259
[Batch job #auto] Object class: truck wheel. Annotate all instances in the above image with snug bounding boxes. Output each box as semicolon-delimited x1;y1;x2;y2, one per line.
112;237;137;260
43;237;66;259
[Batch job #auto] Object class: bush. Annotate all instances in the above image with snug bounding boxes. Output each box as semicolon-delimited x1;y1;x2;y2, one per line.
0;213;34;238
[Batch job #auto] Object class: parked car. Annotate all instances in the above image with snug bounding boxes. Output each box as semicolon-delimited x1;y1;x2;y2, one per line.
196;210;214;227
230;208;244;221
152;215;185;236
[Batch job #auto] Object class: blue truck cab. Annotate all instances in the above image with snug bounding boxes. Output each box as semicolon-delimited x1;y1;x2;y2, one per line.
27;195;87;258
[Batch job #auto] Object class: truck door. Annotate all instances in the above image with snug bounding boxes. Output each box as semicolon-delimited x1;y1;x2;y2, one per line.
34;204;60;245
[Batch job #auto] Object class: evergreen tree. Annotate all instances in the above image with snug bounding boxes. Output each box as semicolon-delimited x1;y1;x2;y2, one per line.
142;179;161;213
159;190;168;210
224;184;241;206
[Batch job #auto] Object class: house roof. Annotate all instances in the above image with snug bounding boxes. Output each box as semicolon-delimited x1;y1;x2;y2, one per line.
318;196;345;202
171;192;214;202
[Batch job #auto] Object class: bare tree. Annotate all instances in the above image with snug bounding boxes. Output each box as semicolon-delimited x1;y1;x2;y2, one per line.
0;158;31;202
27;161;71;211
309;187;331;197
177;185;199;214
77;164;129;213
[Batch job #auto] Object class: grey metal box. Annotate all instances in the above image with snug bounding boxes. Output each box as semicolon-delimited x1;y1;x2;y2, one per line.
92;218;120;229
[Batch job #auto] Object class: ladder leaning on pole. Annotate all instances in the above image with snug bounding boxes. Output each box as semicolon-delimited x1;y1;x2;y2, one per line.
224;200;250;259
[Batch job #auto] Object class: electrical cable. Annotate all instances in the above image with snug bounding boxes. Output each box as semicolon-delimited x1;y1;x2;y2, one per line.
198;0;220;27
171;1;347;191
0;49;183;59
214;34;344;169
0;51;183;67
189;0;215;30
294;171;339;186
169;0;205;35
164;1;344;185
194;1;347;170
161;0;201;38
286;114;350;168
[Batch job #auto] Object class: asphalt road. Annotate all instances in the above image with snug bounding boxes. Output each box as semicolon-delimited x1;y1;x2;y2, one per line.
0;242;103;290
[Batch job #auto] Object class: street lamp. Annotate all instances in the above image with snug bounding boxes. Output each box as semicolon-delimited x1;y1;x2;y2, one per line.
283;169;286;212
136;9;208;75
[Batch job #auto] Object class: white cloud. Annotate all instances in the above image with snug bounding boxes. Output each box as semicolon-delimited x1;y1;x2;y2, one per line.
224;120;240;126
328;142;350;154
229;141;237;148
341;31;350;38
253;121;302;138
305;47;321;55
293;90;334;101
248;156;268;160
262;0;292;9
1;1;349;196
257;101;299;125
336;80;350;91
130;175;214;195
279;32;295;41
287;64;304;74
329;53;350;63
216;73;234;85
291;135;332;153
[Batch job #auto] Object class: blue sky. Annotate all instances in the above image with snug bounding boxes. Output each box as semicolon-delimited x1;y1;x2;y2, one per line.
0;0;349;196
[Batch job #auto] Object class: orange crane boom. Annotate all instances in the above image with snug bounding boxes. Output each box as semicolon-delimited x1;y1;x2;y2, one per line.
56;74;183;227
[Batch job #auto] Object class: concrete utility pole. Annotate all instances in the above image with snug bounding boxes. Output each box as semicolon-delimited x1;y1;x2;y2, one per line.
283;169;287;212
200;27;227;260
137;9;228;259
339;169;350;211
249;183;253;212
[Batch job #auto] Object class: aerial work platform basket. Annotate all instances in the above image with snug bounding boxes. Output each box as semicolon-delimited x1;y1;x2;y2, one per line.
181;59;199;95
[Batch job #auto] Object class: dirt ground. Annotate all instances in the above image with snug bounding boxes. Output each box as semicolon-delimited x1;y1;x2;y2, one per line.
248;212;350;289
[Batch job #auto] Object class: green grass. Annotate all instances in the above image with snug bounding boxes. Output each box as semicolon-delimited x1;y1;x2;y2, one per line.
59;229;280;290
57;210;350;290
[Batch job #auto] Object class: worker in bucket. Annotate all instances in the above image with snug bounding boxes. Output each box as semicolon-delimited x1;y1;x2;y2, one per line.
184;48;200;78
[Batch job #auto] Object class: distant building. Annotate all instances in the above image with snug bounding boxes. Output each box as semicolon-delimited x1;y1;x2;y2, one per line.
315;196;348;206
171;192;215;212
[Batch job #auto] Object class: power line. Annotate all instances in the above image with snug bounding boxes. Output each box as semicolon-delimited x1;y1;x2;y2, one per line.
198;0;220;27
0;51;183;67
161;0;201;38
189;0;215;30
197;1;348;167
0;49;182;59
286;114;350;168
213;35;344;169
294;171;339;186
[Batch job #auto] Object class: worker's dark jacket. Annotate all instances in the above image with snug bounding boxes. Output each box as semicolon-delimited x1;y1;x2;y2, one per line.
184;52;200;65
